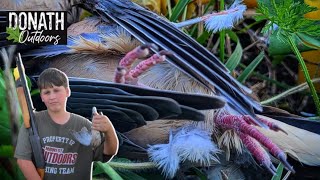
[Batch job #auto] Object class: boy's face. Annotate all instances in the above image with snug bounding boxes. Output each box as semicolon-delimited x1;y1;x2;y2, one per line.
40;85;70;113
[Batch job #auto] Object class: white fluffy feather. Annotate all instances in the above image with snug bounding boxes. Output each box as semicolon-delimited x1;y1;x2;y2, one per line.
147;131;180;179
173;127;220;165
204;0;246;32
148;127;220;178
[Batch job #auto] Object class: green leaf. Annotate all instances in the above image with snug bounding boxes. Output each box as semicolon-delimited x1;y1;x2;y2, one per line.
226;30;238;42
196;30;210;45
93;161;124;180
268;31;313;55
31;89;40;96
225;32;242;72
0;71;11;145
254;14;267;22
0;145;14;157
271;163;284;180
296;32;320;49
257;0;320;36
237;51;265;83
6;27;20;43
169;0;192;22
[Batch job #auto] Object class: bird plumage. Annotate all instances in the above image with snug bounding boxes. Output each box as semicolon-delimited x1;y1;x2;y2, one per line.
2;0;320;177
256;115;320;166
80;0;265;126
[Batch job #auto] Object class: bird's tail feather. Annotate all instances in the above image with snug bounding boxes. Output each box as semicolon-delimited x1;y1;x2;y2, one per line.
257;115;320;166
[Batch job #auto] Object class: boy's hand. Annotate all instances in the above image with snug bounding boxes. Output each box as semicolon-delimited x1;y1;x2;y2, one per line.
92;112;113;134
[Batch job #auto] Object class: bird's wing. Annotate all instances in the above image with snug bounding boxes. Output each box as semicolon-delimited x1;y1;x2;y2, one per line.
1;0;264;127
30;76;225;132
79;0;266;128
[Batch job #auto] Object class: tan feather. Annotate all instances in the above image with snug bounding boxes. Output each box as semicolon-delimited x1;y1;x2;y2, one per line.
256;115;320;166
68;19;140;55
218;130;244;161
67;17;102;36
123;120;190;148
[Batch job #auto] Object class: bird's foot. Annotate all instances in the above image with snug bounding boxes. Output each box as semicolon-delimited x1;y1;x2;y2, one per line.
215;111;295;175
118;43;157;69
114;43;170;86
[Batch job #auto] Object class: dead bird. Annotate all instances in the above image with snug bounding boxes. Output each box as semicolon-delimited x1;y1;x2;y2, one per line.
2;0;320;178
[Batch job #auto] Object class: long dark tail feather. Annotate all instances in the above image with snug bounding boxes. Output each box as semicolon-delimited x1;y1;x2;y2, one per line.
67;101;159;121
168;105;205;121
68;102;146;125
260;106;320;134
263;115;320;135
70;92;183;117
30;76;223;132
70;85;134;96
71;108;139;132
122;13;256;110
67;77;226;110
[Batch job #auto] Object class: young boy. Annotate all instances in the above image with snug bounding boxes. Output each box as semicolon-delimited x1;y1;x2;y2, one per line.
14;68;119;180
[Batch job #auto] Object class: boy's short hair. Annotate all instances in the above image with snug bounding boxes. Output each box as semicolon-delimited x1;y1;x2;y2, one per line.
37;68;69;90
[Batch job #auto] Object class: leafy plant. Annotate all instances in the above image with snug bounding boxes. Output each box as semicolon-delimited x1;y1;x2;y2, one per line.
256;0;320;116
237;51;265;83
92;158;158;180
93;161;124;180
0;71;12;146
0;69;24;180
256;0;320;36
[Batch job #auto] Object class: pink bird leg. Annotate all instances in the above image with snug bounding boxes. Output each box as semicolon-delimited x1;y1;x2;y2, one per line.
239;132;277;175
215;110;295;174
254;116;288;135
118;43;157;69
113;67;126;83
129;50;168;79
115;45;171;86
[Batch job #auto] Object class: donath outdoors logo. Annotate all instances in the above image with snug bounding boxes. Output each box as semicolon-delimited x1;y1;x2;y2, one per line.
0;11;67;45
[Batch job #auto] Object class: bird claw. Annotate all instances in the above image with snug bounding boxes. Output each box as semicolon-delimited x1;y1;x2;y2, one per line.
254;116;288;135
215;111;295;175
140;43;158;51
272;125;288;135
262;161;277;176
119;43;157;69
158;50;173;56
270;163;277;174
114;67;127;83
278;152;296;173
115;44;170;85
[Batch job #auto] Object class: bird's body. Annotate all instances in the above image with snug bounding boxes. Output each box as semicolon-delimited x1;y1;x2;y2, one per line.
2;0;320;178
28;17;218;134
